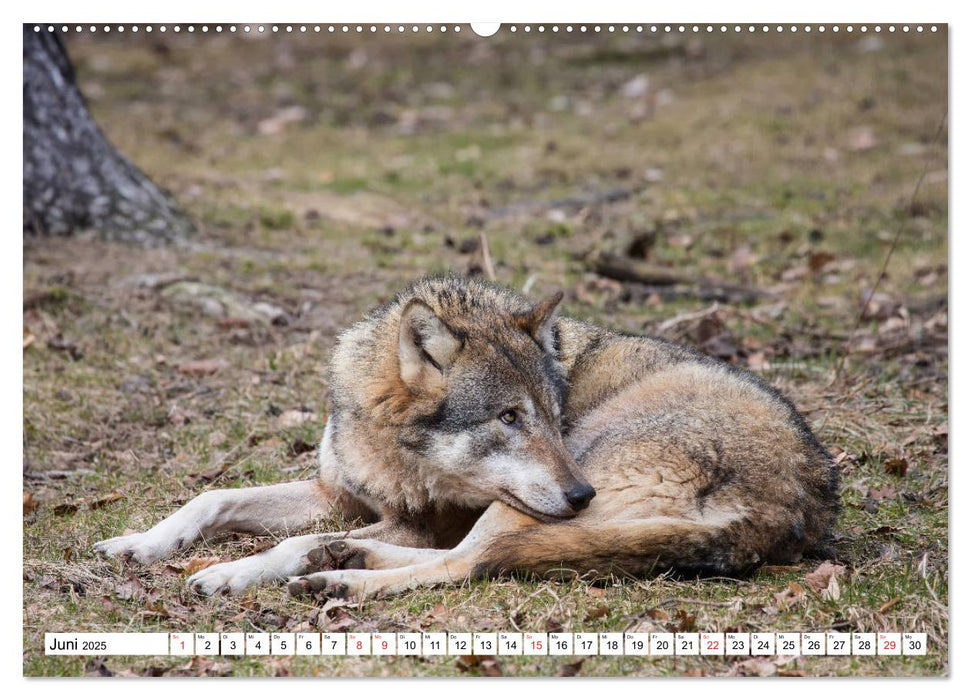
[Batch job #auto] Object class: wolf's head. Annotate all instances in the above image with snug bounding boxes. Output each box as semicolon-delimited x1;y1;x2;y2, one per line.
394;282;596;521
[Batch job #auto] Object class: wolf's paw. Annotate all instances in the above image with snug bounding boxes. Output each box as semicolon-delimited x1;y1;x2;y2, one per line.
187;560;261;596
93;532;174;565
304;539;370;572
287;571;356;600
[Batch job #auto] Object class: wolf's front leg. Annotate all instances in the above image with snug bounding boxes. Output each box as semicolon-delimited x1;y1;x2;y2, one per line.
93;479;359;565
187;519;436;595
289;501;541;599
186;533;331;595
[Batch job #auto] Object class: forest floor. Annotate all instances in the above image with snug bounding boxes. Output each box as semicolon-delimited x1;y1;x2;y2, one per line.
23;26;947;677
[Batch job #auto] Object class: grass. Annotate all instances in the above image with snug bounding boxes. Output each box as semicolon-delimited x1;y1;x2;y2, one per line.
23;28;947;677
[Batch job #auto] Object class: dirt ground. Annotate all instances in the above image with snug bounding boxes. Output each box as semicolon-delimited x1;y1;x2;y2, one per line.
23;26;947;677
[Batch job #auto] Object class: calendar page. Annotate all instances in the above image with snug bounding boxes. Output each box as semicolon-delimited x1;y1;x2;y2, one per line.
21;4;948;680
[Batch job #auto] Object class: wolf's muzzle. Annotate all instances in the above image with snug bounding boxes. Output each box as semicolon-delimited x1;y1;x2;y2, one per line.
564;482;596;512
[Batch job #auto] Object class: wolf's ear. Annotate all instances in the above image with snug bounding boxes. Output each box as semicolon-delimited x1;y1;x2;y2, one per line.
398;299;463;388
518;291;563;355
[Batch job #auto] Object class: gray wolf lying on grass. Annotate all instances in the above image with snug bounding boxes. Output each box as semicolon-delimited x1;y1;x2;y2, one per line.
95;275;838;599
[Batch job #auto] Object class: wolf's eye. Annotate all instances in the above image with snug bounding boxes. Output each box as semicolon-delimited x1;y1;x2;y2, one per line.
499;409;519;426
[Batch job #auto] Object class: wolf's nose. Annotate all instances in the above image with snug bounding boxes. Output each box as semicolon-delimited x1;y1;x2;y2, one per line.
565;482;596;511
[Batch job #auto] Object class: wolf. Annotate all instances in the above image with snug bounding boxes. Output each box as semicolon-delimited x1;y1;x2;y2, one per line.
94;275;838;599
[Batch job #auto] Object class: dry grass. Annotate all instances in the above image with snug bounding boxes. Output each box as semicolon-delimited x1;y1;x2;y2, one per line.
23;28;947;677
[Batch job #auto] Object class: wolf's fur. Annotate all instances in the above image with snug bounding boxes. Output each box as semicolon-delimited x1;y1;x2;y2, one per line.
95;275;838;598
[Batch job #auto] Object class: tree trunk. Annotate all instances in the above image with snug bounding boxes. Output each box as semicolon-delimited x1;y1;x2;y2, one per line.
22;26;192;243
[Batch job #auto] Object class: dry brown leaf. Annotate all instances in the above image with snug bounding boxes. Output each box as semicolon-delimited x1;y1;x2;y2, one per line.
276;410;318;429
23;492;38;515
737;658;778;677
774;581;807;609
177;359;229;376
115;578;148;601
189;464;229;484
557;659;584;676
747;351;770;371
160;601;192;623
804;561;846;595
479;657;504;676
426;602;450;623
183;556;224;576
84;659;113;677
847;126;878;151
52;500;80;516
324;608;358;632
89;491;125;510
808;251;836;274
671;609;697;632
217;318;252;330
584;604;609;622
878;596;902;613
760;564;801;575
644;608;670;622
884;457;909;477
868;485;898;502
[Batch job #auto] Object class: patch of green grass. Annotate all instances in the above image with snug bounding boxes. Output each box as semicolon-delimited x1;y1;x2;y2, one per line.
258;206;297;230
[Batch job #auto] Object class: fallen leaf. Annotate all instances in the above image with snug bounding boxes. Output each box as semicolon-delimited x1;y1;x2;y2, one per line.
643;608;670;622
884;457;909;477
781;264;808;282
847;126;878;151
52;500;80;516
217;318;252;330
868;485;898;502
425;602;450;624
671;609;696;632
557;659;584;676
760;564;801;575
89;491;125;510
747;351;770;371
115;578;148;601
288;438;317;457
258;105;308;136
584;604;609;622
160;601;193;623
23;492;38;515
183;556;224;576
177;359;229;376
48;334;83;360
804;561;846;595
324;608;358;632
737;658;777;677
277;410;318;429
773;581;807;609
868;525;901;536
808;251;836;274
480;657;504;676
878;596;902;613
545;618;564;633
189;464;229;484
84;659;113;677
